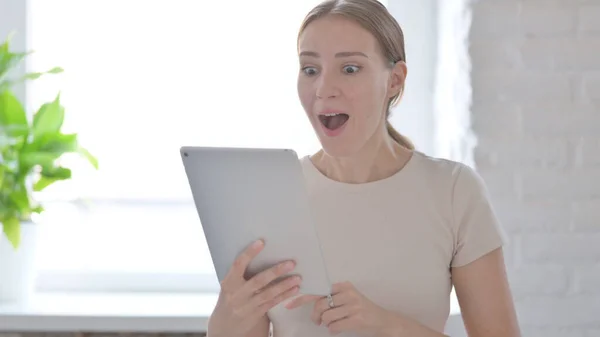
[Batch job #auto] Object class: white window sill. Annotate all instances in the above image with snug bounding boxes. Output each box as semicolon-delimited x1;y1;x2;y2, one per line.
0;291;218;333
0;291;462;333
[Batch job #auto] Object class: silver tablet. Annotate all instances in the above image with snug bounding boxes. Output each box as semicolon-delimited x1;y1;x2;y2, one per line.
180;146;331;296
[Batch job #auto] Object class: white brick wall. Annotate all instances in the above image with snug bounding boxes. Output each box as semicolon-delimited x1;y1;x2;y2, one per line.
469;0;600;336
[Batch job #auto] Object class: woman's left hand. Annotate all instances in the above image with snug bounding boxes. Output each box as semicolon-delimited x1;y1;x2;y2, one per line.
285;281;403;336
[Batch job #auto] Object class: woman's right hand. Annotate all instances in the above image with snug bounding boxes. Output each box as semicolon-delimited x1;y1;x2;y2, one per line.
207;239;302;337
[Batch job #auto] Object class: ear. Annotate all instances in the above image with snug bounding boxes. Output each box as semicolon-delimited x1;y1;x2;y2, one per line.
388;61;407;98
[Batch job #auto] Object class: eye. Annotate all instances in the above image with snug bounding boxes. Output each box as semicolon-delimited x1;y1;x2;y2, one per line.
302;66;318;76
343;65;361;74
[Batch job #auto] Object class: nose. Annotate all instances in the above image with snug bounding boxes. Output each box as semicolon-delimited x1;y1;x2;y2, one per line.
315;71;340;99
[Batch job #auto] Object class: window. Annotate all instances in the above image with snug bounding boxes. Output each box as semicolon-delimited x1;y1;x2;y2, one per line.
25;0;443;294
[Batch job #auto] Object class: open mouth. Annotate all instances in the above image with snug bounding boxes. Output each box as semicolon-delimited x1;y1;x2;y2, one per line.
318;113;349;130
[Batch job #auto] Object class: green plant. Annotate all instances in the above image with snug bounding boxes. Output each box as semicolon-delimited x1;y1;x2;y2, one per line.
0;33;98;250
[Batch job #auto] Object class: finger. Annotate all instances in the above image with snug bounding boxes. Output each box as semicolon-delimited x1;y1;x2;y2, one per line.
310;301;323;325
236;278;301;323
311;293;342;316
284;294;321;309
257;283;302;313
311;292;350;325
310;297;328;325
239;259;296;298
222;239;265;286
249;275;302;308
329;292;352;307
331;281;352;294
310;296;333;324
327;316;356;335
321;306;352;327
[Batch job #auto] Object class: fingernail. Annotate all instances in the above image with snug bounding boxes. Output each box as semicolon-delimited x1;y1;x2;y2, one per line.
284;261;296;270
253;239;264;248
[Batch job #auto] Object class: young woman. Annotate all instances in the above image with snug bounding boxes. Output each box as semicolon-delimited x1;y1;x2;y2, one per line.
206;1;521;336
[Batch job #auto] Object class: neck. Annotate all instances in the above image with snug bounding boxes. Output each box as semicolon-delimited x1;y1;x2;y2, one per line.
311;129;413;184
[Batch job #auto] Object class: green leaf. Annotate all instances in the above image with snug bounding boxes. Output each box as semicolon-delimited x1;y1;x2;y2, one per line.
42;166;71;179
1;215;20;250
0;49;29;83
0;198;8;219
0;124;28;138
32;93;64;139
0;158;17;176
34;166;71;191
21;67;63;81
5;179;32;224
33;176;57;191
0;90;27;127
0;31;32;87
78;147;99;169
47;67;63;74
19;151;61;171
23;72;43;80
9;187;29;210
41;133;78;153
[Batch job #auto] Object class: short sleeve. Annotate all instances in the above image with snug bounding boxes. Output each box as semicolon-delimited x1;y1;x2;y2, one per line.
450;164;509;267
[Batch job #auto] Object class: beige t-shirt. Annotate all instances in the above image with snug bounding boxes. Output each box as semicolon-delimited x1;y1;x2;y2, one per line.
267;151;508;336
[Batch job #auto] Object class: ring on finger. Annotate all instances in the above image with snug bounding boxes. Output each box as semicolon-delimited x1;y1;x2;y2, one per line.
327;294;335;308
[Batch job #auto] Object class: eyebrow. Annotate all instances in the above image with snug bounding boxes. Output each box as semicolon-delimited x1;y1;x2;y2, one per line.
299;51;369;58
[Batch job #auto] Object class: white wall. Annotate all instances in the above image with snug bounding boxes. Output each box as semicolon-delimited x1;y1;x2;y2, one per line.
387;0;438;156
468;0;600;336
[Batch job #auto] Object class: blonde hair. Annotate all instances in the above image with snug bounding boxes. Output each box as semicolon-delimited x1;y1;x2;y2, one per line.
298;0;415;150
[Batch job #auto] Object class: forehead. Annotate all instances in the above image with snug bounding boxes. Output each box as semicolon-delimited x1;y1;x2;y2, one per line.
298;15;380;55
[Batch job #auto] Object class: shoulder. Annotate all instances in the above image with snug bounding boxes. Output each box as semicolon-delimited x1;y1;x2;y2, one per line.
409;152;498;225
410;154;507;267
408;151;471;191
411;152;495;217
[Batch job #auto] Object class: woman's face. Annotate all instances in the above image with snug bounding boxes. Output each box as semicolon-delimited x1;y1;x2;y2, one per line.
297;15;405;157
